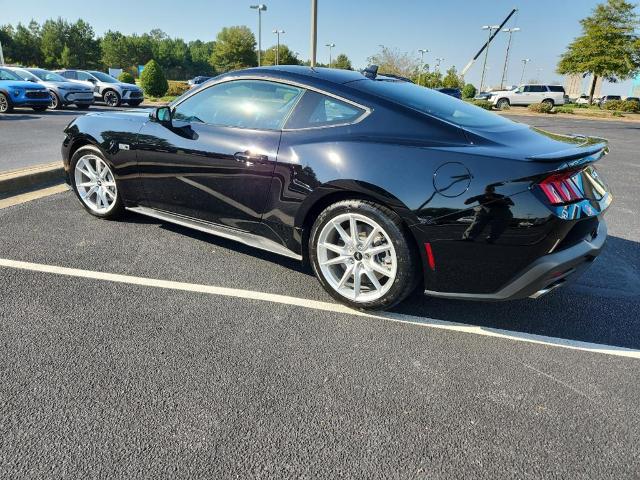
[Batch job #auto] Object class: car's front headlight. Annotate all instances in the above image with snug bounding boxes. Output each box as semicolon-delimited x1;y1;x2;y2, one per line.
9;88;22;97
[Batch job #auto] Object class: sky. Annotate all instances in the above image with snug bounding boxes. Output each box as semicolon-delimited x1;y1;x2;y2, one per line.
0;0;637;95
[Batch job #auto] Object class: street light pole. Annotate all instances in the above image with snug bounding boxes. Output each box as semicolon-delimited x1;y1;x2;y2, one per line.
310;0;318;67
520;58;530;85
325;43;335;68
273;29;285;65
480;25;500;92
418;48;428;69
435;57;444;71
500;27;520;90
250;4;267;67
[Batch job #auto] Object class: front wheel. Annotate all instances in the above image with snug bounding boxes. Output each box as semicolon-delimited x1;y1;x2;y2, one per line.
0;93;13;113
309;199;419;310
496;98;510;110
103;90;121;107
49;92;62;110
70;145;124;219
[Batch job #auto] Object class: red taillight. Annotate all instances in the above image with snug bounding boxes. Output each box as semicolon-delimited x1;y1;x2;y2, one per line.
424;242;436;271
538;170;584;205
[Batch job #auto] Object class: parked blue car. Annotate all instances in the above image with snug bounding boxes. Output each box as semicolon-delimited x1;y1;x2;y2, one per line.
0;67;51;113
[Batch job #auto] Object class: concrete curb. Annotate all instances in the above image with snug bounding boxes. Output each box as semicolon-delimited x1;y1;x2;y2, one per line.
0;162;65;199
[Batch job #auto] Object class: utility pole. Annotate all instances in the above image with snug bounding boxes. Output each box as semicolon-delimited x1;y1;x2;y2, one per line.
310;0;318;67
520;58;530;85
480;25;500;92
250;4;267;66
0;41;4;66
418;48;428;68
500;27;520;90
273;29;285;65
326;43;335;68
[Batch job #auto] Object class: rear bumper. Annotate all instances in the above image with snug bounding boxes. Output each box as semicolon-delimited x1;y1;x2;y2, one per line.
425;220;607;301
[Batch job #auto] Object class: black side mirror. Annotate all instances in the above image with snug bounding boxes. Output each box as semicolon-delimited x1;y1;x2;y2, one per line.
151;106;172;126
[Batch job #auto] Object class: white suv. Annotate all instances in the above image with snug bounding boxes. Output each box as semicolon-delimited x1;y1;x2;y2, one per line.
491;84;567;110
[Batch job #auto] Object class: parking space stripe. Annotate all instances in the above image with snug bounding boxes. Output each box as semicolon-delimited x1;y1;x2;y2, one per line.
1;257;638;359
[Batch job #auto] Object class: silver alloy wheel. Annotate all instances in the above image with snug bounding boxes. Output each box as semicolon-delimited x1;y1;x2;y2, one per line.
317;213;397;302
103;91;119;107
0;93;8;113
74;154;118;214
49;92;59;109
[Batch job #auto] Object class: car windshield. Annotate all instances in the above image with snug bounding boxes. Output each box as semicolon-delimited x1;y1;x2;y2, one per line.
353;79;515;130
11;69;39;81
0;68;22;81
88;71;118;83
29;69;67;82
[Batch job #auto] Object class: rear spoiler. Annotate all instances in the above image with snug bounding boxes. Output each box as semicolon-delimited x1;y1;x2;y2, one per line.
525;133;608;163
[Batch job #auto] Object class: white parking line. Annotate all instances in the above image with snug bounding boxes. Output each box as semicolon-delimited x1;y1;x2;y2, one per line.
1;257;638;360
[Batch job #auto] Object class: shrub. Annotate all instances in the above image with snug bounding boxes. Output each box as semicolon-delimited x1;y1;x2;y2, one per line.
140;60;169;98
462;83;477;99
604;100;639;112
118;71;136;84
167;81;189;96
528;102;555;114
612;111;624;117
472;100;493;110
555;106;574;114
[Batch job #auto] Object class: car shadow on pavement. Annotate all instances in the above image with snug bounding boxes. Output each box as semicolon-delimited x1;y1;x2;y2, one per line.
395;235;640;350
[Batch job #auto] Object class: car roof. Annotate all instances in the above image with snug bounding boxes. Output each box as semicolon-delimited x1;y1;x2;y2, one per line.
230;65;366;85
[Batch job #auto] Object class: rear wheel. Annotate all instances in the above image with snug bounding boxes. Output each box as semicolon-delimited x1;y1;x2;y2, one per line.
103;90;121;107
309;199;419;310
496;98;510;110
0;93;14;113
70;145;123;219
542;98;555;107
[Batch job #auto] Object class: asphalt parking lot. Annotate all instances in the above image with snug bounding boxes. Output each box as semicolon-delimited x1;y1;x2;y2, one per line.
1;114;639;478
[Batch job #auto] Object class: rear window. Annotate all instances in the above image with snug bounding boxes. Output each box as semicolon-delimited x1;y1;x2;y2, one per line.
548;86;566;93
285;90;365;129
352;79;513;129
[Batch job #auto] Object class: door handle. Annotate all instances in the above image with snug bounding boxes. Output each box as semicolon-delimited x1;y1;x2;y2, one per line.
233;151;269;165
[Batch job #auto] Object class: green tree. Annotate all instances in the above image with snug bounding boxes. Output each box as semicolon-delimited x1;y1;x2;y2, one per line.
101;31;135;68
140;59;168;97
557;0;640;103
66;19;101;68
414;69;443;88
462;83;478;99
0;25;15;63
210;26;257;72
332;53;352;70
367;46;418;78
189;40;216;75
40;18;68;68
261;44;300;66
442;66;463;89
10;21;42;66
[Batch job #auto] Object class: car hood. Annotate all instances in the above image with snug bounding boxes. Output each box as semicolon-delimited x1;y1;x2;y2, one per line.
45;81;92;91
87;109;153;121
1;80;48;90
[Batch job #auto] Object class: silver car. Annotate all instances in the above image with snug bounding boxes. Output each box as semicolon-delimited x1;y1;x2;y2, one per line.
8;67;95;110
54;69;144;107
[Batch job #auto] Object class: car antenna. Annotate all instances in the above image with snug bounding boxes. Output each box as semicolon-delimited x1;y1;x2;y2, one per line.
362;64;378;79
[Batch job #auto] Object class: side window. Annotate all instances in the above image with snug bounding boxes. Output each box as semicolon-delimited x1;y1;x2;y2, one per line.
523;85;532;92
285;90;366;129
531;85;547;93
77;71;92;81
62;71;76;80
172;80;303;130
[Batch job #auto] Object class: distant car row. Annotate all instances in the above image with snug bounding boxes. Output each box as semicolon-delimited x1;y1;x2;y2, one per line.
0;66;144;113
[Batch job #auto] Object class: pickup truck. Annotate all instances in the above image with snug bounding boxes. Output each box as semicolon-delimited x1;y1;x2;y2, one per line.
490;84;567;110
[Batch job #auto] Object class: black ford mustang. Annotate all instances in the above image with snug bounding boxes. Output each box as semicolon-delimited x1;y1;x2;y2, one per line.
62;66;611;310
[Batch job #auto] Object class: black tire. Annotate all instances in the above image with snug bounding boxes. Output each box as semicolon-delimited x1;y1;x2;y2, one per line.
32;106;48;112
103;90;121;107
49;91;62;110
496;98;510;110
309;199;420;311
70;145;124;219
76;104;91;110
542;98;555;107
0;92;13;113
127;100;143;107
